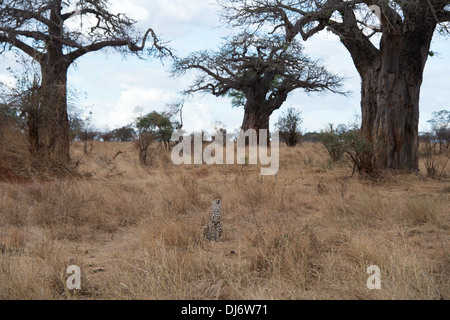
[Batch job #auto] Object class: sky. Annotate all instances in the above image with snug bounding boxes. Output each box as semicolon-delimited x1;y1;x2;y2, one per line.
0;0;449;135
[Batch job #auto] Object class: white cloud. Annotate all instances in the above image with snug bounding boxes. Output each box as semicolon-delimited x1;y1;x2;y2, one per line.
92;86;177;129
0;73;14;87
183;102;215;133
109;0;151;22
110;0;219;37
92;92;227;134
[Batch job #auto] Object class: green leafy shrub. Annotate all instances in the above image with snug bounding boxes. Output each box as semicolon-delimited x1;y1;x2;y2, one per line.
319;123;378;177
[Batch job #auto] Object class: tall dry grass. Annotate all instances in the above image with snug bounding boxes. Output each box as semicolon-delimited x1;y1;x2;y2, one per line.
0;139;448;300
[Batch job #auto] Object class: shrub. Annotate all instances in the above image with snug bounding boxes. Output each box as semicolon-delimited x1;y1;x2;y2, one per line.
136;111;177;166
275;107;303;147
427;110;450;154
318;124;344;162
339;129;377;177
420;133;448;179
319;123;377;177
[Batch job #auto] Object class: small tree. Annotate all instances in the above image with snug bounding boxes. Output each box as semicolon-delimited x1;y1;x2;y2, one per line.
319;123;378;177
0;68;42;148
275;107;303;147
319;124;345;163
136;111;177;166
427;110;450;154
112;125;135;142
340;129;378;177
420;133;447;179
100;131;114;142
420;110;450;179
68;112;84;142
302;132;319;143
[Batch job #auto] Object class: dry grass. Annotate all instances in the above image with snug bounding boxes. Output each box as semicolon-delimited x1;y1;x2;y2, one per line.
0;139;448;300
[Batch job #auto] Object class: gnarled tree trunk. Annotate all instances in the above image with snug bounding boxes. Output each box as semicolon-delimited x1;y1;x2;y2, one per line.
28;61;70;164
354;21;435;171
241;96;275;145
361;67;421;171
241;102;271;133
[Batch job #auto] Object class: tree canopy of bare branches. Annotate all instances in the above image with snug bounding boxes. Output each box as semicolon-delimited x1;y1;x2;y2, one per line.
172;32;345;136
0;0;171;167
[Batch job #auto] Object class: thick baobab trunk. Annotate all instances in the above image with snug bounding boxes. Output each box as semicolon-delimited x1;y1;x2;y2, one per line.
27;2;71;165
374;74;421;171
241;104;271;132
28;62;70;164
360;63;421;171
241;98;274;145
358;26;434;172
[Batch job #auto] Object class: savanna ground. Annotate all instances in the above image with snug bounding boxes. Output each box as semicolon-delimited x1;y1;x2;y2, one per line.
0;134;449;300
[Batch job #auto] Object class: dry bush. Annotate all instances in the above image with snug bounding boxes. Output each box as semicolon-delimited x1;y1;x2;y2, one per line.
420;139;449;179
0;126;82;179
0;127;33;178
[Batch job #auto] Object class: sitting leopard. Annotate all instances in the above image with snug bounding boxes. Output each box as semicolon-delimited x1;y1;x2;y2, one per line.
203;194;223;241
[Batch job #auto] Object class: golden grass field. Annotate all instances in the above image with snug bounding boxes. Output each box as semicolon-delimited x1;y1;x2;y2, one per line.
0;139;449;300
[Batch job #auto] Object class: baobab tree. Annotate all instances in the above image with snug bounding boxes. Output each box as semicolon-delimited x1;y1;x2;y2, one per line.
172;33;344;139
0;0;170;166
220;0;450;171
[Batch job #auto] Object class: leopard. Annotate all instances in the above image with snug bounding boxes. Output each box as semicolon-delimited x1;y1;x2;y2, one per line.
203;194;223;242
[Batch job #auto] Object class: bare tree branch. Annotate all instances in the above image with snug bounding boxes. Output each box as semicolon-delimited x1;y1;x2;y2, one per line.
0;32;45;61
0;0;172;64
0;0;171;165
65;28;171;64
437;5;450;22
173;32;345;115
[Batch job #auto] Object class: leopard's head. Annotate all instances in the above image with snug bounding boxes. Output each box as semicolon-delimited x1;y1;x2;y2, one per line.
212;194;222;205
